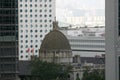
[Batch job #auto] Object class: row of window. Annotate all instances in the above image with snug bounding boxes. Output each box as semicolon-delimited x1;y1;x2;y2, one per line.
20;9;52;13
20;14;52;18
20;4;52;7
20;50;38;53
20;24;52;28
20;44;38;48
69;39;105;43
20;0;52;2
20;29;51;33
71;44;105;48
20;19;52;23
20;34;43;38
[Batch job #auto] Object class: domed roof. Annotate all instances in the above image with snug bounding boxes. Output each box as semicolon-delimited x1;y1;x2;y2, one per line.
40;30;71;51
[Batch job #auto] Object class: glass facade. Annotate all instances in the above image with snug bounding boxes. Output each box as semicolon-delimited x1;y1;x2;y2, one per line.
0;0;18;80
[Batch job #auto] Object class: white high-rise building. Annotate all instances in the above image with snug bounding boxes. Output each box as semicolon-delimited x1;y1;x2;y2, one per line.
18;0;55;60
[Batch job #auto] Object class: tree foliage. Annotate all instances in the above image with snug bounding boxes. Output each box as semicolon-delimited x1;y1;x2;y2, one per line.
30;58;72;80
82;67;105;80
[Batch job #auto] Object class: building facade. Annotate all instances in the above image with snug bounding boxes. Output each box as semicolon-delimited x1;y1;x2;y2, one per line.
106;0;120;80
18;0;55;60
60;28;105;57
0;0;18;80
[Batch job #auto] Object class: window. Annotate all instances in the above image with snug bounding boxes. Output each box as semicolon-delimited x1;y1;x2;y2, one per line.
31;40;33;43
30;4;32;7
26;25;28;27
25;10;28;12
25;20;28;22
20;9;22;12
30;45;33;48
30;20;33;23
40;35;42;37
21;45;23;48
20;4;22;7
40;15;42;17
45;24;47;27
20;15;23;17
40;10;42;12
20;35;23;38
30;30;33;32
35;30;38;32
49;20;52;22
44;15;47;17
30;9;32;12
30;15;33;17
25;4;27;7
35;20;37;22
35;40;38;42
21;30;23;33
35;35;38;37
21;40;23;43
30;24;33;27
31;35;33;37
40;30;42;32
45;30;47;32
44;4;47;7
26;45;28;48
21;50;23;53
26;55;28;58
21;55;23;58
49;9;52;12
35;4;37;7
35;50;38;53
40;4;42;7
25;40;28;43
25;15;28;17
49;4;52;7
25;35;28;38
35;45;38;48
49;14;52;17
40;25;42;27
35;25;38;27
44;9;47;12
40;20;42;22
44;20;47;22
35;15;37;17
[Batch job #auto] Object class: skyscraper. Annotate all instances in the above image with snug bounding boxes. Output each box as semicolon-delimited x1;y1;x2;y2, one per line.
106;0;119;80
18;0;55;60
0;0;18;80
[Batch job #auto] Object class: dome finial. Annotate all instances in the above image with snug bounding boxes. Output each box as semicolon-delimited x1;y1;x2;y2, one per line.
53;17;58;30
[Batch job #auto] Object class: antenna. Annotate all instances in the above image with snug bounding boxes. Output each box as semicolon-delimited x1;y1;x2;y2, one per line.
53;17;58;30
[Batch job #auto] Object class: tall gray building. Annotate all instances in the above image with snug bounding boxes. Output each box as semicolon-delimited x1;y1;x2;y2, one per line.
0;0;18;80
106;0;119;80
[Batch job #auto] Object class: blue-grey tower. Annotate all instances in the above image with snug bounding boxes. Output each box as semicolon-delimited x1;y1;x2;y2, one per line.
0;0;18;80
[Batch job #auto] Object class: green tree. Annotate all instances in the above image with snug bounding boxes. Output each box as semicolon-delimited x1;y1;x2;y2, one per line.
82;67;105;80
30;58;72;80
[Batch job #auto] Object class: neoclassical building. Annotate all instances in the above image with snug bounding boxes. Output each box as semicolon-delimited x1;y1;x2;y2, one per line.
39;21;72;64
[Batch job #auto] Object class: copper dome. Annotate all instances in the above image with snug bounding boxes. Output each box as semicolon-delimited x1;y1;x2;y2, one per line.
40;30;71;51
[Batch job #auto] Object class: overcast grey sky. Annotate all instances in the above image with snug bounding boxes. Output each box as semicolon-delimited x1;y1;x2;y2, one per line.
56;0;105;22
